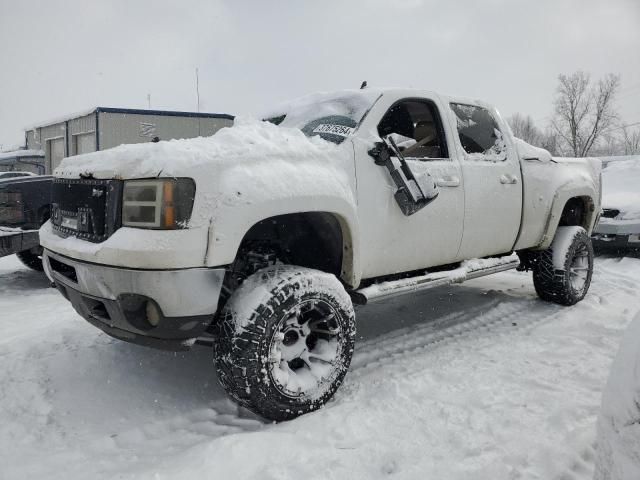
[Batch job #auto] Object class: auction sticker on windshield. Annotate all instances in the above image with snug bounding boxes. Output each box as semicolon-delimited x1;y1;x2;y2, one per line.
312;124;355;137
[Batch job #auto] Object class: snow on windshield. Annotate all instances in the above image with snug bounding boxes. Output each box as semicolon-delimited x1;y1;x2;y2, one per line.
263;90;381;144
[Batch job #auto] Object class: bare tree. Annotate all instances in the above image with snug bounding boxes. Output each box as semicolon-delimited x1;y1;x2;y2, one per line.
621;125;640;155
506;113;543;146
551;71;620;157
540;127;561;156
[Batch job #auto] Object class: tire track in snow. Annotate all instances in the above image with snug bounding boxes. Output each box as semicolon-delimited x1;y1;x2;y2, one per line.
3;255;640;480
348;262;640;381
350;299;557;377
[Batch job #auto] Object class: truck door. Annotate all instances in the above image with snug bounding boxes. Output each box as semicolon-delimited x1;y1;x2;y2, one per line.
354;96;465;278
448;102;523;259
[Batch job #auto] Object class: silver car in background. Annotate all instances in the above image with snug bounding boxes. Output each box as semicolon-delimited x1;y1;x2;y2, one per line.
592;156;640;251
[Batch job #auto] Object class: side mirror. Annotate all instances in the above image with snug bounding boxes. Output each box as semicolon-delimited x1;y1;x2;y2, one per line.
368;137;439;216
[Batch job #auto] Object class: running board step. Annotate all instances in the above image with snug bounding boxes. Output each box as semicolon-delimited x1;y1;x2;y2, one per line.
351;254;520;305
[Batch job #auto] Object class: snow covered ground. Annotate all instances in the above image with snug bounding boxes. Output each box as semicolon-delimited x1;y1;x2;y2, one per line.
1;253;639;480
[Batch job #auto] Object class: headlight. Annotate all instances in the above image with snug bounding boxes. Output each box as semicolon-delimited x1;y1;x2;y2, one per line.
122;178;195;229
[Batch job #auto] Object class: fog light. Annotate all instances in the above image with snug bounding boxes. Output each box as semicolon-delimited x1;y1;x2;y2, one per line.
146;301;161;327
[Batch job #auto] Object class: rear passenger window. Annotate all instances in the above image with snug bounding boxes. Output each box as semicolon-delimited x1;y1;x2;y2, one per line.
450;103;507;161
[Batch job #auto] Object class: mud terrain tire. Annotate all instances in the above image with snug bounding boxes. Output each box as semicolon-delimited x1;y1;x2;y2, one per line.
533;226;594;306
214;265;356;421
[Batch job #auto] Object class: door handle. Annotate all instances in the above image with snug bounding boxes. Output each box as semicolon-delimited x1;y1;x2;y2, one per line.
436;175;460;187
499;174;519;185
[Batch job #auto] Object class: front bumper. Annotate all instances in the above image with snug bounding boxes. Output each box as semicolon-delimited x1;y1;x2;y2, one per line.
594;218;640;236
43;249;226;350
592;233;640;251
593;218;640;251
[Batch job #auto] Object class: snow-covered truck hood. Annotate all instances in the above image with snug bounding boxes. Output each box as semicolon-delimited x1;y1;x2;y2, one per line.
55;118;344;180
599;158;640;221
54;119;356;230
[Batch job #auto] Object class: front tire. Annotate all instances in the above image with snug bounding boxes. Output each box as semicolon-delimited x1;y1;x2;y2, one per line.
16;246;44;271
214;265;356;421
532;226;594;305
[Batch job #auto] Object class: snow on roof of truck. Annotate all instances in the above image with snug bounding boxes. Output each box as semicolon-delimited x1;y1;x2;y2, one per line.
26;108;234;131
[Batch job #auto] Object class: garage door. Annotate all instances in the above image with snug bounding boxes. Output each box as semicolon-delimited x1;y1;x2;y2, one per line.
48;138;65;173
74;132;96;155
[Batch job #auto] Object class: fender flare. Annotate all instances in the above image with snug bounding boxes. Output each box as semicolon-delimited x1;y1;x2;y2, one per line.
538;187;598;249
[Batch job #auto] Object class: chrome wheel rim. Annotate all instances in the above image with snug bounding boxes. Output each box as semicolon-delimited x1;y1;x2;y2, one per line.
268;299;343;398
569;244;590;292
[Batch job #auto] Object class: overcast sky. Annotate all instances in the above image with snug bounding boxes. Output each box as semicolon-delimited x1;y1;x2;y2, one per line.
1;0;639;148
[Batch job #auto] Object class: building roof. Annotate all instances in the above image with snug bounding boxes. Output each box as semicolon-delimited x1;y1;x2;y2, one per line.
0;149;44;161
27;108;234;130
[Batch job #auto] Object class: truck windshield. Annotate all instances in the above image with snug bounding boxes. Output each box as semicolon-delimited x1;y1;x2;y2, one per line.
264;90;381;144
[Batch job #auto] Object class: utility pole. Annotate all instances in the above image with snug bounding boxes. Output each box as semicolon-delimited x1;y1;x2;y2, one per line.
195;68;201;114
196;67;201;136
147;93;151;109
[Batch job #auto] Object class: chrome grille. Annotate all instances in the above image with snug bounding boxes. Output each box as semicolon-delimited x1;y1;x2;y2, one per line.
51;178;123;242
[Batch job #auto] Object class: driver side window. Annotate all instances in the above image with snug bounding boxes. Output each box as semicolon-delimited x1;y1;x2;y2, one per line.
377;99;449;160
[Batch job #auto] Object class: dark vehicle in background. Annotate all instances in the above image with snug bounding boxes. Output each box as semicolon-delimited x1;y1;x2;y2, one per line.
0;171;37;180
0;175;53;270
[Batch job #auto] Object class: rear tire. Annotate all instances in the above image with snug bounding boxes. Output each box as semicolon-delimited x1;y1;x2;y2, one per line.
214;265;356;421
16;247;44;271
532;226;594;306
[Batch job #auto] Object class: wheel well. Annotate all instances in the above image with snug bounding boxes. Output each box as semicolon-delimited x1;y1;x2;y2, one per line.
215;212;346;314
38;205;50;225
235;212;344;277
559;196;593;228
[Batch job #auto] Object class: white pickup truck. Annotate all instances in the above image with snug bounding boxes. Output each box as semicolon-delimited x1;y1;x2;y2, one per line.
40;88;602;420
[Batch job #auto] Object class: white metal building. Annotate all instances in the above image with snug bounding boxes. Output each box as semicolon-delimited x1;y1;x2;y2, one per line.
26;108;234;174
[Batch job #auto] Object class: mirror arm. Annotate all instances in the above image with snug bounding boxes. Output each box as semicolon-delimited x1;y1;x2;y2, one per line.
368;138;439;216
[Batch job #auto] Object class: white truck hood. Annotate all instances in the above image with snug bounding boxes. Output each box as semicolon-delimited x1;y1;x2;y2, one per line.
53;118;356;230
55;118;341;180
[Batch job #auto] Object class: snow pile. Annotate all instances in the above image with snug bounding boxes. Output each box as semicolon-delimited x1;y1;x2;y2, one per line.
226;265;353;334
513;137;552;163
595;312;640;480
55;118;343;180
600;158;640;220
52;117;356;234
262;88;381;130
599;155;640;168
551;226;584;269
2;254;640;479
